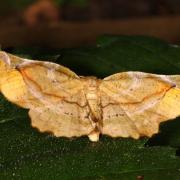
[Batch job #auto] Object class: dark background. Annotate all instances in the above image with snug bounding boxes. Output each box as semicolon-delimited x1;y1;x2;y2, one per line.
1;0;180;49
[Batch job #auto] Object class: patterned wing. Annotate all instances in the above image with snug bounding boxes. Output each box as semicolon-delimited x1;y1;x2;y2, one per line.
0;52;95;138
0;51;36;107
99;72;180;138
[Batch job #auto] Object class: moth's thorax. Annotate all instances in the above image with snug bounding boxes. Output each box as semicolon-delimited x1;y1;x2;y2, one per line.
80;76;102;123
80;76;100;99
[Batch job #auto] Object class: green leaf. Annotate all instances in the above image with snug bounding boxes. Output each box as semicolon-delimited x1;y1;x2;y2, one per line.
1;36;180;179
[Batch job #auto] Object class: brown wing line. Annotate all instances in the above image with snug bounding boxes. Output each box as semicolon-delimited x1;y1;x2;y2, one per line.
17;63;80;94
101;85;174;107
101;85;179;138
101;84;175;117
18;66;64;99
16;64;88;107
19;68;88;107
100;72;177;106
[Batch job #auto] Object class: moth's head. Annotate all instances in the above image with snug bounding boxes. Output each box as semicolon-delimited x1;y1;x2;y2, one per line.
79;76;101;88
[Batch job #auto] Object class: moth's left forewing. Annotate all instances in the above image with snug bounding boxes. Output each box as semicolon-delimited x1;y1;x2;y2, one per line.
17;61;87;106
99;72;180;138
16;60;95;138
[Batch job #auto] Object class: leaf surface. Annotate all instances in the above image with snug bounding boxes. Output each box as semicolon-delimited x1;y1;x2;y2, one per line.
1;35;180;179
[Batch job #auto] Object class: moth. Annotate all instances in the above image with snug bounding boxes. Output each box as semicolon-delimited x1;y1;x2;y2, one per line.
0;51;180;142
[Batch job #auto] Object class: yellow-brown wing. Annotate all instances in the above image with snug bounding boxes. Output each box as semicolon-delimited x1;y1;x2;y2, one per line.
0;51;95;138
99;72;180;139
0;51;36;108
